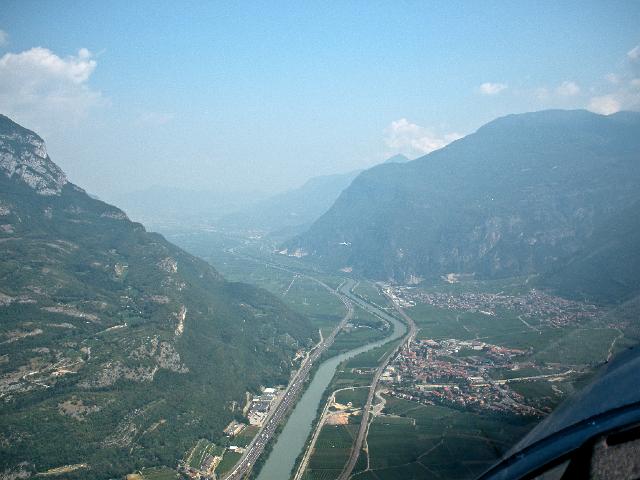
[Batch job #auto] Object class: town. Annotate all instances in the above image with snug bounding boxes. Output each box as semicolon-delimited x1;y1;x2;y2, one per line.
383;285;602;327
382;338;550;416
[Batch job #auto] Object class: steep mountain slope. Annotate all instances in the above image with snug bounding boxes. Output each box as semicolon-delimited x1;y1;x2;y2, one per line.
286;110;640;298
220;155;410;235
541;198;640;304
0;114;315;478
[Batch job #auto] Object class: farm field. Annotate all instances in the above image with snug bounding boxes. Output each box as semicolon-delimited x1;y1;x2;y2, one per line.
216;451;242;477
353;281;387;307
303;329;404;479
346;340;402;369
138;467;179;480
166;229;349;337
351;398;537;480
233;425;259;448
303;424;360;480
185;439;222;470
327;322;388;358
335;388;369;409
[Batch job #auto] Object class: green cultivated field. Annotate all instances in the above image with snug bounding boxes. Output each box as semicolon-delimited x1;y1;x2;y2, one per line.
326;294;390;356
303;424;360;480
157;238;637;480
352;398;537;480
335;388;369;409
185;439;222;470
233;425;259;447
216;451;242;477
139;467;179;480
347;340;401;369
351;304;388;330
353;281;387;306
166;229;349;336
330;366;374;389
285;276;348;337
531;327;620;365
409;303;530;343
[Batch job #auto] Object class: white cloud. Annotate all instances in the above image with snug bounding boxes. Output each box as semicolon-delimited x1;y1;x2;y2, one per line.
589;88;640;114
556;81;580;96
534;82;581;103
478;82;507;95
0;47;104;129
534;87;550;101
530;45;640;113
605;73;620;85
0;30;8;47
585;46;640;114
384;118;462;157
588;95;621;115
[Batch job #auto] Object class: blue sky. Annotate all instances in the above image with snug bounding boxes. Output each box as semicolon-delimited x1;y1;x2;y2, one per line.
1;1;639;199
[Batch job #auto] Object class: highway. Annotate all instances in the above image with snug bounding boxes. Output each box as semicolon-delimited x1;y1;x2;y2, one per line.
293;280;416;480
222;277;353;480
292;384;369;480
218;250;414;480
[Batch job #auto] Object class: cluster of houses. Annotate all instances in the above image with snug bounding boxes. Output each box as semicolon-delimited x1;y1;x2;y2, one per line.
179;439;226;480
382;338;543;416
248;387;281;426
178;386;282;479
384;286;601;327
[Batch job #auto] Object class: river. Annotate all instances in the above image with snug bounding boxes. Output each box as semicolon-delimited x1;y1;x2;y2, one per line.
256;282;407;480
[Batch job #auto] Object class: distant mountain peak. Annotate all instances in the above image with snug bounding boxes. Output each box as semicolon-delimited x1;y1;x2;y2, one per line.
383;153;411;164
0;114;68;196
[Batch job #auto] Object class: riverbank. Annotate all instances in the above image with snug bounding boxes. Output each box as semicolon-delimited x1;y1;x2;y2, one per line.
256;280;407;480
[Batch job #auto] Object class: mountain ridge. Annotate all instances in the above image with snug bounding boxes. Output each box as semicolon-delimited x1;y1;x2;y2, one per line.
0;114;315;478
285;109;640;302
218;154;411;236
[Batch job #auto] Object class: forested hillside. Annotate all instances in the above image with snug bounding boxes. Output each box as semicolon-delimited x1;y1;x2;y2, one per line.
0;114;316;478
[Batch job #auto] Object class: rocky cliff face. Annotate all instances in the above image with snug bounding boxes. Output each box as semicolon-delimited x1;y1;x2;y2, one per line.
0;115;67;196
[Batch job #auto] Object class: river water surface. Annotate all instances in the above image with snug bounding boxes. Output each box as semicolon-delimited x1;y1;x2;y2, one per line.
256;288;407;480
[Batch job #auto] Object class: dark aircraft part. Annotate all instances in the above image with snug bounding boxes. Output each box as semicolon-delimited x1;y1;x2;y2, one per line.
479;346;640;480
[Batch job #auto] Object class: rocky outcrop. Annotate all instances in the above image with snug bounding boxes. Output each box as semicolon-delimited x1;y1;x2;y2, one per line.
0;116;67;196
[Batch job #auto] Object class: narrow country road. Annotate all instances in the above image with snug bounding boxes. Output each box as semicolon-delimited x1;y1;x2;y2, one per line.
218;250;416;480
336;286;417;480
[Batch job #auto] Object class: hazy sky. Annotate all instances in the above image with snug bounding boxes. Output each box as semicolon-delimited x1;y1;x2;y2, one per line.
1;1;639;201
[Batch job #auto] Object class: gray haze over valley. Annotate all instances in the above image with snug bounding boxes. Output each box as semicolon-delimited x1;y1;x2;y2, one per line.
2;3;640;480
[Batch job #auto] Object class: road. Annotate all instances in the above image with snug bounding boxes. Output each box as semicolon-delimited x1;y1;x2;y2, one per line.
292;385;369;480
218;250;415;480
222;276;353;480
336;286;417;480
